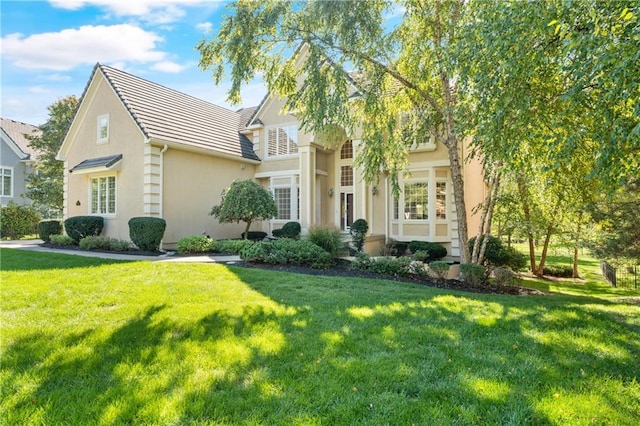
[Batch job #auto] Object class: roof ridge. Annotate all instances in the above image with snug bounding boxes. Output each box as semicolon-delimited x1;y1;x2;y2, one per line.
98;63;241;116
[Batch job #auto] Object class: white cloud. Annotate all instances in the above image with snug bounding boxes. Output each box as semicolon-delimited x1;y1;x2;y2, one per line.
28;86;53;94
1;24;166;71
150;61;188;73
49;0;214;25
196;21;213;33
44;73;73;82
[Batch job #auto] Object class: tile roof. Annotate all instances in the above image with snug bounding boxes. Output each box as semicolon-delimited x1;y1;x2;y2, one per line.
0;118;42;160
96;64;260;161
70;153;123;172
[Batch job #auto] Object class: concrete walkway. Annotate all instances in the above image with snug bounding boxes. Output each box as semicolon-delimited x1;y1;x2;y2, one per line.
0;239;242;264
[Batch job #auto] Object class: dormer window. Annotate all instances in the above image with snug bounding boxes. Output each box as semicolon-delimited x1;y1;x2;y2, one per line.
97;114;109;143
266;125;298;158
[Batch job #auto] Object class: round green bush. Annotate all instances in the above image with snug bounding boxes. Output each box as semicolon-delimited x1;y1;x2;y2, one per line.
64;216;104;243
350;218;369;253
273;221;301;239
38;220;63;242
407;241;447;261
128;217;166;251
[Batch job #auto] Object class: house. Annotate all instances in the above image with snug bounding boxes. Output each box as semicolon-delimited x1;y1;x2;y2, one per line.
59;60;485;255
0;118;42;206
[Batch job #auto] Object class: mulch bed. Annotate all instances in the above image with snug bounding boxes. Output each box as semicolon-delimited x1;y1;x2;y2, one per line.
41;243;544;296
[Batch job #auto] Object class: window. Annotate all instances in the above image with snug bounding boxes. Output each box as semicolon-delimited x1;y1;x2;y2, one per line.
1;168;12;197
404;182;428;220
271;176;299;221
90;176;116;214
97;114;109;143
340;140;353;159
340;165;353;187
274;187;291;220
267;125;298;157
436;181;447;220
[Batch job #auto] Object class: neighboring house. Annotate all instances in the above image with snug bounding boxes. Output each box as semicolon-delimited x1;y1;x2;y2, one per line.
59;59;485;255
0;118;42;206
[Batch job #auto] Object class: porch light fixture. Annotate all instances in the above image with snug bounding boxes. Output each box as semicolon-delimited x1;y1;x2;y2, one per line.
372;186;379;195
328;187;334;197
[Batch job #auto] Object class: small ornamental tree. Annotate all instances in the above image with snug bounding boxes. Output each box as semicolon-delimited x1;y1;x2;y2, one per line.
210;179;278;239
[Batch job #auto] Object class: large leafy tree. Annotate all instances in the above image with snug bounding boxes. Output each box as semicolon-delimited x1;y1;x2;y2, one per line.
210;179;278;239
25;95;78;216
197;0;476;262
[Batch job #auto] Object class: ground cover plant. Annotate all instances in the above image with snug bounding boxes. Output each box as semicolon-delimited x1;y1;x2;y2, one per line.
2;249;639;424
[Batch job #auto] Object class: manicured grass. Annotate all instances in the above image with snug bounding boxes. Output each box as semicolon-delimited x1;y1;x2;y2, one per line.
2;249;639;424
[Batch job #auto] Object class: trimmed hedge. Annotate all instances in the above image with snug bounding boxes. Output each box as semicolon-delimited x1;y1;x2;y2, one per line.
0;202;41;239
177;235;216;254
272;221;301;239
408;241;447;261
241;231;268;241
38;220;63;242
240;238;332;269
64;216;104;243
468;236;527;271
352;253;426;277
215;239;254;254
543;264;574;278
128;217;166;251
79;236;130;251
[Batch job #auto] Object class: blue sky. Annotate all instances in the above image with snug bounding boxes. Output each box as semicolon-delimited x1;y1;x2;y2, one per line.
1;0;268;126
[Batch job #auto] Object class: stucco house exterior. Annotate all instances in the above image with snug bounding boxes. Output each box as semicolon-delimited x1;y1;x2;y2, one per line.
59;60;485;255
0;118;41;207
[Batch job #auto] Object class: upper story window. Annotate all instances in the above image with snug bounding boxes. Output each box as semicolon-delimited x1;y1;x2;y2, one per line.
340;140;353;159
0;167;13;197
97;114;109;143
90;175;116;215
267;125;298;157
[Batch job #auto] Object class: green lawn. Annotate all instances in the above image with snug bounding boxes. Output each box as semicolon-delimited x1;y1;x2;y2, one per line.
1;249;639;425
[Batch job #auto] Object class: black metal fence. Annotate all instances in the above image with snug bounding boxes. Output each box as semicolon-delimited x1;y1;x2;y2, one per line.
600;261;639;290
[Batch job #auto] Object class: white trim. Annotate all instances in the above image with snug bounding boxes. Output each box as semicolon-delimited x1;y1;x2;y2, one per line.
255;169;300;179
0;130;29;159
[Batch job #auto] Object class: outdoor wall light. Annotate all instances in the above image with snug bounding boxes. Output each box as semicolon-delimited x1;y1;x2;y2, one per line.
328;188;334;197
372;186;379;195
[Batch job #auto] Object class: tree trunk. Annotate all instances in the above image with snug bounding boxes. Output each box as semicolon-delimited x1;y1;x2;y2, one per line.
243;220;252;240
477;168;501;265
517;177;537;274
535;203;559;277
445;133;469;264
572;213;582;278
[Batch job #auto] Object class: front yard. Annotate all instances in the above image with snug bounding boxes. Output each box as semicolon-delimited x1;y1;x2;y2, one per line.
1;248;639;424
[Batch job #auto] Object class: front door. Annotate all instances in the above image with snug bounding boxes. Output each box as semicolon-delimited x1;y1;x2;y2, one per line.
340;192;354;231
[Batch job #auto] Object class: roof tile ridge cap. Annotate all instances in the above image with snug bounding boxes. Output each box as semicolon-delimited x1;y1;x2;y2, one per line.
99;63;241;115
99;64;150;138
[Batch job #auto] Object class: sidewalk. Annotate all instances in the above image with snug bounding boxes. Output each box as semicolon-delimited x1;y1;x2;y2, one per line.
0;239;242;264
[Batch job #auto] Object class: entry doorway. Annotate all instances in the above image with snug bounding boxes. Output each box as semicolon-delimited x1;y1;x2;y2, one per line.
340;191;354;231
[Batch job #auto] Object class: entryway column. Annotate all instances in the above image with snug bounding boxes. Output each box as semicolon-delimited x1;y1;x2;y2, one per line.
298;145;316;232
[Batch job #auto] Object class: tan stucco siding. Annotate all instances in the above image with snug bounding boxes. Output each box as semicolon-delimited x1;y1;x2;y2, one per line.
64;77;146;241
162;148;256;245
463;152;486;237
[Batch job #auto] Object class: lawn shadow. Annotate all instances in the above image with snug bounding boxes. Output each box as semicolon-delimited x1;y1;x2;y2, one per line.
1;248;130;271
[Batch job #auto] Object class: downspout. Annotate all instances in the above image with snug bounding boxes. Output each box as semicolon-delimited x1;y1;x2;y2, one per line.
159;144;168;219
160;144;168;249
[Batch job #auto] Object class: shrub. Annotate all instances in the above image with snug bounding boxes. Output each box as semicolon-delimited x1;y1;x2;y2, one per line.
350;218;369;253
543;264;574;278
460;263;486;286
306;225;343;258
468;236;526;270
128;217;166;251
37;220;63;242
272;221;301;239
428;261;451;281
177;235;216;254
240;238;332;269
64;216;104;243
50;234;75;246
0;202;41;240
79;236;130;251
240;231;268;241
408;241;447;261
215;239;254;254
352;254;426;277
411;250;430;262
494;267;521;287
